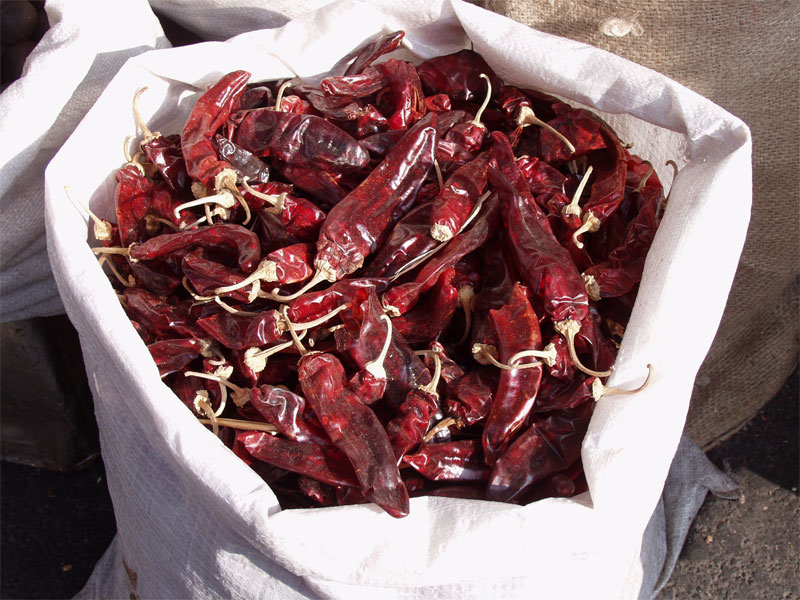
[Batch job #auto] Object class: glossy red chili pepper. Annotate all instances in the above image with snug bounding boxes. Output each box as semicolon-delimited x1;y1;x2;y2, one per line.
486;400;593;502
297;352;410;518
532;375;592;413
343;30;405;76
147;182;194;231
196;310;284;351
314;114;438;281
444;366;498;426
274;162;350;206
543;334;574;381
374;59;425;130
249;384;329;445
392;268;459;344
424;93;452;113
124;287;204;339
538;107;606;164
279;94;316;115
115;162;153;247
239;431;360;489
382;191;500;315
348;369;387;405
232;108;370;173
364;201;438;278
482;283;544;464
429;156;489;242
241;181;326;244
417;49;502;103
182;70;250;187
403;439;490;482
215;134;270;184
172;366;223;414
148;338;205;377
517;459;587;504
129;260;182;296
130;223;261;273
287;277;388;323
181;248;257;304
423;342;465;391
321;66;388;98
517;155;566;197
385;386;439;462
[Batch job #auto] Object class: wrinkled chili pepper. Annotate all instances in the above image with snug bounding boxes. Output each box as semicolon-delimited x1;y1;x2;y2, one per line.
343;30;405;77
482;283;544;464
385;385;439;462
403;439;490;482
470;236;517;359
416;49;502;103
182;248;258;304
363;201;439;278
287;277;388;324
429;156;489;242
486;400;593;502
148;337;207;377
444;366;498;426
297;352;410;518
196;310;284;350
274;161;350;206
538;106;606;164
124;287;204;339
375;59;425;130
215;134;270;184
249;384;329;445
115;160;153;247
391;267;459;344
321;66;388;98
242;181;327;243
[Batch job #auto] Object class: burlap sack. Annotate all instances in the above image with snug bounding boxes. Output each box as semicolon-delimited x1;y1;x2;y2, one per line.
483;0;800;448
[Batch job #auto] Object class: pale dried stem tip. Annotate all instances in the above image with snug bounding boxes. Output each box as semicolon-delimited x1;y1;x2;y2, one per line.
430;222;454;243
145;215;181;234
572;212;601;249
197;417;278;434
185;369;249;408
582;273;601;302
182;217;208;230
433;158;444;193
268;270;327;302
64;186;113;241
204;202;215;226
122;136;146;176
193;395;219;435
633;161;654;194
470;73;491;127
244;335;304;373
515;105;576;154
213;296;259;316
471;342;498;366
554;318;614;378
419;350;442;397
422;417;462;444
92;246;130;257
592;364;653;401
274;80;292;111
280;305;307;355
455;285;475;346
663;160;679;212
214;258;277;296
241;177;283;213
364;314;393;380
173;189;236;221
132;87;159;143
216;168;252;225
98;256;135;288
563;165;594;219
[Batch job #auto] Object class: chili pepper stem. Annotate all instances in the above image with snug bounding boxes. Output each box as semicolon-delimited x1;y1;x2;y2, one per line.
419;350;442;397
471;342;499;366
132;87;159;143
274;81;292;111
97;256;135;288
554;318;614;378
198;417;278;435
216;168;252;225
563;165;594;219
582;273;601;302
470;73;492;127
244;336;302;373
185;369;250;407
474;344;553;370
173;189;236;220
213;258;278;297
422;417;462;444
64;186;114;241
241;178;286;214
633;161;654;194
515;106;576;154
268;270;328;302
92;246;131;258
572;212;601;249
365;314;393;380
193;394;219;435
455;285;475;345
592;364;653;401
280;305;308;355
433;158;444;193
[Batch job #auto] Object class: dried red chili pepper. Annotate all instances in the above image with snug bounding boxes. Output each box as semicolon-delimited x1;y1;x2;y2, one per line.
374;59;425;130
148;337;209;377
297;352;410;518
182;248;258;304
124;287;204;339
249;384;329;445
385;358;441;462
391;267;459;344
486;400;594;502
287;277;388;324
241;181;326;244
240;431;360;489
297;476;337;506
537;107;606;164
481;283;544;464
215;134;270;184
517;459;587;504
429;156;489;242
273;162;350;206
403;439;490;482
417;49;502;103
424;93;452;113
132;89;189;192
321;66;388;98
196;310;284;351
115;155;153;247
363;201;438;278
343;30;405;77
470;237;517;360
444;366;498;426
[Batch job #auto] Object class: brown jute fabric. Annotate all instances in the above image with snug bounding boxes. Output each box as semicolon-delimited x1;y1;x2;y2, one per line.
482;0;800;449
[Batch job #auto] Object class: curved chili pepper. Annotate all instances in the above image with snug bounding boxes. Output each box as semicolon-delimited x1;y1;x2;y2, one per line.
392;267;459;344
124;287;204;339
115;161;153;247
130;223;261;273
182;70;251;187
274;162;350;206
424;93;452;113
517;459;587;504
297;352;410;518
129;260;182;296
146;182;194;231
444;366;498;426
142;133;189;192
215;134;270;184
364;201;438;278
385;386;439;462
486;400;593;502
375;59;425;130
417;49;502;103
240;431;360;489
403;439;490;482
538;107;606;164
182;248;257;303
482;283;544;464
343;30;405;76
148;338;205;377
287;277;388;323
196;310;284;351
321;66;388;98
429;156;489;242
313;113;438;282
232;109;369;173
249;384;329;444
533;375;592;413
517;155;566;197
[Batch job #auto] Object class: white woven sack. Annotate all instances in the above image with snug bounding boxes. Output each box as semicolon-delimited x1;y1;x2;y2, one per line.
44;1;751;597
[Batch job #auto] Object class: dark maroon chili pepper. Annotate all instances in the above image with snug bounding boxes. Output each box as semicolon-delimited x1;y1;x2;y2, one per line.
182;248;258;304
241;181;327;243
253;207;300;253
486;400;593;503
416;49;502;103
429;156;489;242
297;476;337;506
130;223;261;273
364;202;438;278
517;459;587;504
295;88;362;120
424;93;452;113
532;375;592;413
303;113;437;293
239;431;360;489
115;160;153;247
424;342;465;391
573;308;617;375
321;66;388;98
470;237;517;360
129;260;182;296
182;70;250;188
403;439;490;482
232;108;370;173
297;352;410;518
382;191;500;316
274;161;351;206
374;59;425;130
481;283;544;464
444;366;498;426
249;384;329;445
385;385;439;463
241;85;273;111
343;30;405;76
517;155;566;196
172;367;223;415
391;267;459;344
537;107;606;164
148;338;206;377
215;134;270;184
146;183;194;232
287;277;388;324
496;86;532;121
196;310;284;351
124;287;204;339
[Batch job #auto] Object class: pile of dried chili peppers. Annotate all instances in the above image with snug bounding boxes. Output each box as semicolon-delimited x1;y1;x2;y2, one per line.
88;31;666;518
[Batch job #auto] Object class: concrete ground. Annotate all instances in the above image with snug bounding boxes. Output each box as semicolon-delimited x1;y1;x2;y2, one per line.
1;368;797;599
